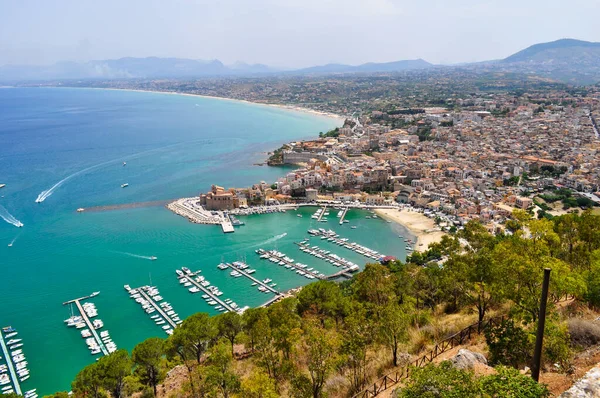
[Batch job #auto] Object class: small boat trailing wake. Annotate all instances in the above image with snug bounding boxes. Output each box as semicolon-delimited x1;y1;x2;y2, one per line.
0;205;24;228
8;232;21;247
114;251;157;261
262;232;287;246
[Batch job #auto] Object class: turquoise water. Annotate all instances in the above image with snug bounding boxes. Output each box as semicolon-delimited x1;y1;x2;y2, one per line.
0;88;409;394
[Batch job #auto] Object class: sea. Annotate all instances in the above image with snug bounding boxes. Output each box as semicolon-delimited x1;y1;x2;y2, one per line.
0;87;411;394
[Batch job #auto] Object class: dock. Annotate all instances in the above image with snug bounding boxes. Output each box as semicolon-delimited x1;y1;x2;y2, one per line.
177;269;241;313
295;241;359;276
256;248;325;280
317;205;327;222
307;229;382;260
130;286;178;330
73;300;109;356
221;262;284;297
221;218;235;233
0;330;22;395
338;207;349;224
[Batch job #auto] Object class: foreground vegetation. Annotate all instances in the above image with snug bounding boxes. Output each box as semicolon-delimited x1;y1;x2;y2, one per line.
41;210;600;398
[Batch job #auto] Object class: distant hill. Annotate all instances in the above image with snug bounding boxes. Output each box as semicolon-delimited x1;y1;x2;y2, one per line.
498;39;600;84
296;59;433;74
0;57;278;81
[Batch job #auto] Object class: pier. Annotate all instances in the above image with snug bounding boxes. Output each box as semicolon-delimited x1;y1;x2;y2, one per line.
0;331;21;395
177;269;240;313
221;262;284;297
317;205;327;222
295;242;359;275
338;207;349;225
256;248;325;280
73;300;109;356
308;229;383;260
134;287;178;330
221;218;235;233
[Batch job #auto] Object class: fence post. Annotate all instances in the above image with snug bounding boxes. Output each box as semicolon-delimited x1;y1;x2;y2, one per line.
532;268;551;382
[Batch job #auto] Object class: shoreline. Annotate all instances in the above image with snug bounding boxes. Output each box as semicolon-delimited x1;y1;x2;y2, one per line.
56;86;346;123
374;208;445;252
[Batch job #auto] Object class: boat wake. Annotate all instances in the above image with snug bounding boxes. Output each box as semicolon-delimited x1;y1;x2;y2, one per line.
0;205;24;228
115;251;157;261
8;232;21;247
261;232;287;246
34;141;190;203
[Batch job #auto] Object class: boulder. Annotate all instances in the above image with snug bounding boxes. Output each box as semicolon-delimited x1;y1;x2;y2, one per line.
450;349;488;370
560;367;600;397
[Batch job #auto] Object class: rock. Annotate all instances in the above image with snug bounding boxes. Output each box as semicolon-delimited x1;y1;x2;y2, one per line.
450;349;488;370
560;367;600;397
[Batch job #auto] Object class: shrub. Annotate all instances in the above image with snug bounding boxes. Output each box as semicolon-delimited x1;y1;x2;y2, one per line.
479;366;549;397
543;321;572;372
397;361;480;398
485;319;532;368
568;318;600;348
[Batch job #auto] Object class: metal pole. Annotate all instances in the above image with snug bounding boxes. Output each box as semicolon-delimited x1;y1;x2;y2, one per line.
532;268;551;382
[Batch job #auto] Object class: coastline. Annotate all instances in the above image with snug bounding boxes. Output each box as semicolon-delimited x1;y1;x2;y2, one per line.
374;208;445;252
63;86;346;123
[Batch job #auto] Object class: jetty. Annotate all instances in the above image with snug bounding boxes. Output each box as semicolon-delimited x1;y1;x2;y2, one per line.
0;330;22;395
126;285;179;332
256;248;323;279
317;205;327;222
220;261;284;297
295;241;358;276
338;207;349;224
221;218;235;233
176;268;243;313
307;229;382;260
63;294;113;356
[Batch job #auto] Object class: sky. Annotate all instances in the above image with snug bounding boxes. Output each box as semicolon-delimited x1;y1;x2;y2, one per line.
1;0;599;68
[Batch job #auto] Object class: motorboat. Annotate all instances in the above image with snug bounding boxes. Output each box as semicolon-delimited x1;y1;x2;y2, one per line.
121;183;129;188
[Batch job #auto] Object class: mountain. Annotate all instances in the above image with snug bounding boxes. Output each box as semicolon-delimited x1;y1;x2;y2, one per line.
0;57;276;81
296;59;433;74
498;39;600;84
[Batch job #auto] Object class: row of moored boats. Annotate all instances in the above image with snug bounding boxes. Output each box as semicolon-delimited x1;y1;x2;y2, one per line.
221;261;279;293
307;228;383;260
1;326;36;397
257;249;323;279
65;298;117;355
177;268;245;313
125;285;181;335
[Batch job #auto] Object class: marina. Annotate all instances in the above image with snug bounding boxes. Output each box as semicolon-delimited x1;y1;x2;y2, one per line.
0;326;29;395
125;285;180;334
176;268;245;314
307;229;384;260
63;294;113;356
338;207;349;225
256;248;355;280
218;261;284;298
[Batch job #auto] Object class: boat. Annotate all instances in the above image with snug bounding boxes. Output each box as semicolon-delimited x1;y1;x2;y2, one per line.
121;183;129;188
182;266;191;274
176;269;184;277
90;291;100;297
123;162;127;166
2;327;16;333
77;208;85;212
351;226;357;229
0;184;4;189
150;256;157;261
297;214;302;217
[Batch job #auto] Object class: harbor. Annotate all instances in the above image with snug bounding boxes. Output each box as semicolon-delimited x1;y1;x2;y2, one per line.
256;248;355;280
307;228;385;260
176;267;246;314
125;285;180;335
63;293;115;356
338;207;349;224
218;261;284;298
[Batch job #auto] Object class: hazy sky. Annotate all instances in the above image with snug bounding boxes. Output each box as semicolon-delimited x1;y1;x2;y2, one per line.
1;0;599;67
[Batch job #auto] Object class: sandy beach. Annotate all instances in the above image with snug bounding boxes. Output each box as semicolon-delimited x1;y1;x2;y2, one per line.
375;208;445;252
77;87;346;123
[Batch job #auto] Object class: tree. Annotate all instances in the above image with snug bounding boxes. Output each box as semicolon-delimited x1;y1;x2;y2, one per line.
340;305;374;394
132;337;165;396
302;321;339;398
216;311;244;356
240;369;279;398
242;307;268;353
398;362;480;398
479;366;549;397
297;280;347;324
97;350;132;398
267;298;302;360
377;302;410;366
352;263;397;307
484;319;532;368
72;362;102;398
202;340;240;398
